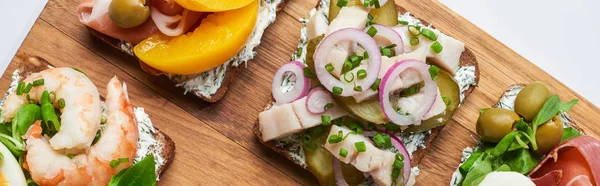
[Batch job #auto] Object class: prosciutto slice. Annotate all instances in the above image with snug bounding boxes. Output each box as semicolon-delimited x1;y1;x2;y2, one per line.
78;0;159;43
528;136;600;186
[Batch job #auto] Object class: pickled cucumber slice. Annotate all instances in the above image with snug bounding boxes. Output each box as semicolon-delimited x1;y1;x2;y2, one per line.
328;0;362;22
304;126;336;186
370;0;398;26
332;95;388;124
341;162;366;185
306;35;324;88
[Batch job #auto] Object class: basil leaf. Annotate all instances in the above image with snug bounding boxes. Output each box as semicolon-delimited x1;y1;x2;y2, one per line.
495;164;511;172
561;127;582;143
532;95;561;126
462;154;493;186
459;149;483;176
108;155;156;186
490;131;518;157
502;149;539;174
559;99;579;112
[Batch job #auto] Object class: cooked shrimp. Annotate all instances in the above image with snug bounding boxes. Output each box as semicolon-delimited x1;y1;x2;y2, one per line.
24;77;138;186
1;67;101;152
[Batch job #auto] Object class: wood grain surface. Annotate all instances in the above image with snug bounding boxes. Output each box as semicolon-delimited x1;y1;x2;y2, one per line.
2;0;599;185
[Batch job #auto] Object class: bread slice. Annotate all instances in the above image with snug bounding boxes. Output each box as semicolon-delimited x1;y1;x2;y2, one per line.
9;55;176;178
254;2;480;183
86;0;289;103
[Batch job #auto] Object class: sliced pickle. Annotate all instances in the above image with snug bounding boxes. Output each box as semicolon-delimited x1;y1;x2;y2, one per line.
306;35;324;88
332;95;388;124
369;0;398;27
304;126;336;186
341;162;365;186
404;69;460;133
328;0;362;22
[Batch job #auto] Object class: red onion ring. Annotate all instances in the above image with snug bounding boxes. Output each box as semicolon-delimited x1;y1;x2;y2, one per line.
333;158;350;186
378;130;412;186
314;28;382;97
271;61;310;104
360;0;389;8
305;87;335;114
364;24;404;55
379;60;437;126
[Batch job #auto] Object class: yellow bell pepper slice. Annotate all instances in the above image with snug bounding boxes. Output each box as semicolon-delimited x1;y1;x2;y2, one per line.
134;0;258;75
173;0;255;12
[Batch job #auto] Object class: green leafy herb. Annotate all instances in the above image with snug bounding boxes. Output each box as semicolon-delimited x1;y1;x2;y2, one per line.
380;47;393;57
372;133;392;149
296;47;303;57
420;28;438;41
496;164;511;172
342;60;353;74
324;103;334;111
370;78;381;90
108;155;156;186
32;79;44;86
559;99;579;112
429;65;440;80
408;25;420;36
110;158;130;168
321;115;332;126
16;82;25;95
398;20;409;25
530;96;579;150
561;127;582;143
339;148;348;157
344;73;355;83
22;83;33;94
304;67;316;78
384;122;400;131
365;14;376;27
353;85;363;92
336;0;348;7
355;141;366;152
367;26;378;37
347;122;364;134
357;69;367;80
410;37;419;46
431;41;443;53
459;148;483;176
332;86;343;95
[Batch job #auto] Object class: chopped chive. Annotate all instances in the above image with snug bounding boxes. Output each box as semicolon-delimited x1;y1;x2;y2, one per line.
396;153;405;161
408;25;421;36
357;69;367;80
365;14;375;27
22;83;33;94
363;0;370;6
342;61;353;74
370;78;381;90
431;41;443;53
373;133;392;149
367;26;378;37
337;0;348;7
26;94;35;104
48;91;56;103
348;122;364;134
32;79;44;86
349;54;363;67
442;95;452;107
410;37;420;46
110;158;130;168
372;0;381;8
402;85;420;95
353;85;363;92
58;98;66;109
381;47;393;57
332;118;344;126
420;28;438;41
385;44;398;49
16;82;25;95
363;51;369;59
101;115;107;124
339;148;348;157
332;86;343;95
392;168;401;179
325;63;334;72
324;103;334;110
296;47;303;57
344;73;355;83
393;159;404;169
355;141;366;152
384;122;400;131
429;65;440;80
321;115;332;126
304;67;315;78
398;20;409;25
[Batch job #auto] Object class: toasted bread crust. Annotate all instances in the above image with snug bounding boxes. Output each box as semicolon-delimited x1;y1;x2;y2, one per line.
254;1;480;180
12;55;176;178
87;0;289;103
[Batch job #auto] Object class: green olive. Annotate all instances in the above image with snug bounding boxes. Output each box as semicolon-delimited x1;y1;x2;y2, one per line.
476;108;520;143
514;82;552;122
534;115;563;154
109;0;151;28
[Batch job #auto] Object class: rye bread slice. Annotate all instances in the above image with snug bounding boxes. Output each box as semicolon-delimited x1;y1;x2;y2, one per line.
87;0;289;103
10;55;176;178
254;2;480;181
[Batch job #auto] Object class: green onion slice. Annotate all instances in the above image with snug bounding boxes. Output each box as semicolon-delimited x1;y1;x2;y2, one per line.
325;63;334;72
355;141;366;152
337;0;348;7
357;69;367;80
410;37;420;46
32;79;44;86
408;25;421;36
343;73;355;83
339;148;348;157
332;86;343;95
431;41;443;53
367;26;378;37
420;28;438;41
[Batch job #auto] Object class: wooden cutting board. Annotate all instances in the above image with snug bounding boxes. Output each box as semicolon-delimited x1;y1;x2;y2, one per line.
2;0;599;185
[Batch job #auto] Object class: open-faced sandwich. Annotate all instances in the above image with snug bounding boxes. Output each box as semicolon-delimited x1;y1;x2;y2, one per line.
0;56;174;185
255;0;479;185
451;82;599;186
77;0;288;102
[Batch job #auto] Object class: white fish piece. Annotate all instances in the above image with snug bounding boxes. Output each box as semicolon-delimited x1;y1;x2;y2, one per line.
325;6;369;77
369;151;398;186
428;32;464;75
351;140;388;172
392;26;438;54
423;88;447;120
323;125;366;163
291;97;348;129
258;104;304;142
306;8;328;41
353;49;427;103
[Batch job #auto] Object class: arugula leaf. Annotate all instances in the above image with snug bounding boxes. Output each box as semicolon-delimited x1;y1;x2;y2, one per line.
532;95;561;127
109;155;156;186
561;127;582;143
459;149;483;176
502;149;539;174
490;131;518;157
559;99;579;112
495;164;511;172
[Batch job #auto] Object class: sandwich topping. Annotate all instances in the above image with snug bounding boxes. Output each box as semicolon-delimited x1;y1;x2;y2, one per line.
450;82;596;186
259;0;478;185
0;68;165;185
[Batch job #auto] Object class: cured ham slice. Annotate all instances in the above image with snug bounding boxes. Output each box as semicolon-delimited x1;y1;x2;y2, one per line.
78;0;159;43
528;136;600;186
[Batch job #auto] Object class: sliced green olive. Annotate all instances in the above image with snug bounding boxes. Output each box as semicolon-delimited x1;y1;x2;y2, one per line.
328;0;362;22
109;0;151;28
404;69;460;133
534;115;563;154
369;0;398;26
476;108;520;143
304;126;336;186
514;82;552;122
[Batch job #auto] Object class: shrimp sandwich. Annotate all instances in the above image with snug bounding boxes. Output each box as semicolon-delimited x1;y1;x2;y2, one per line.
77;0;288;102
0;56;175;185
255;0;479;185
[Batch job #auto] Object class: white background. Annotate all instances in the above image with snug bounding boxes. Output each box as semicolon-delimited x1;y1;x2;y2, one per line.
0;0;598;106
